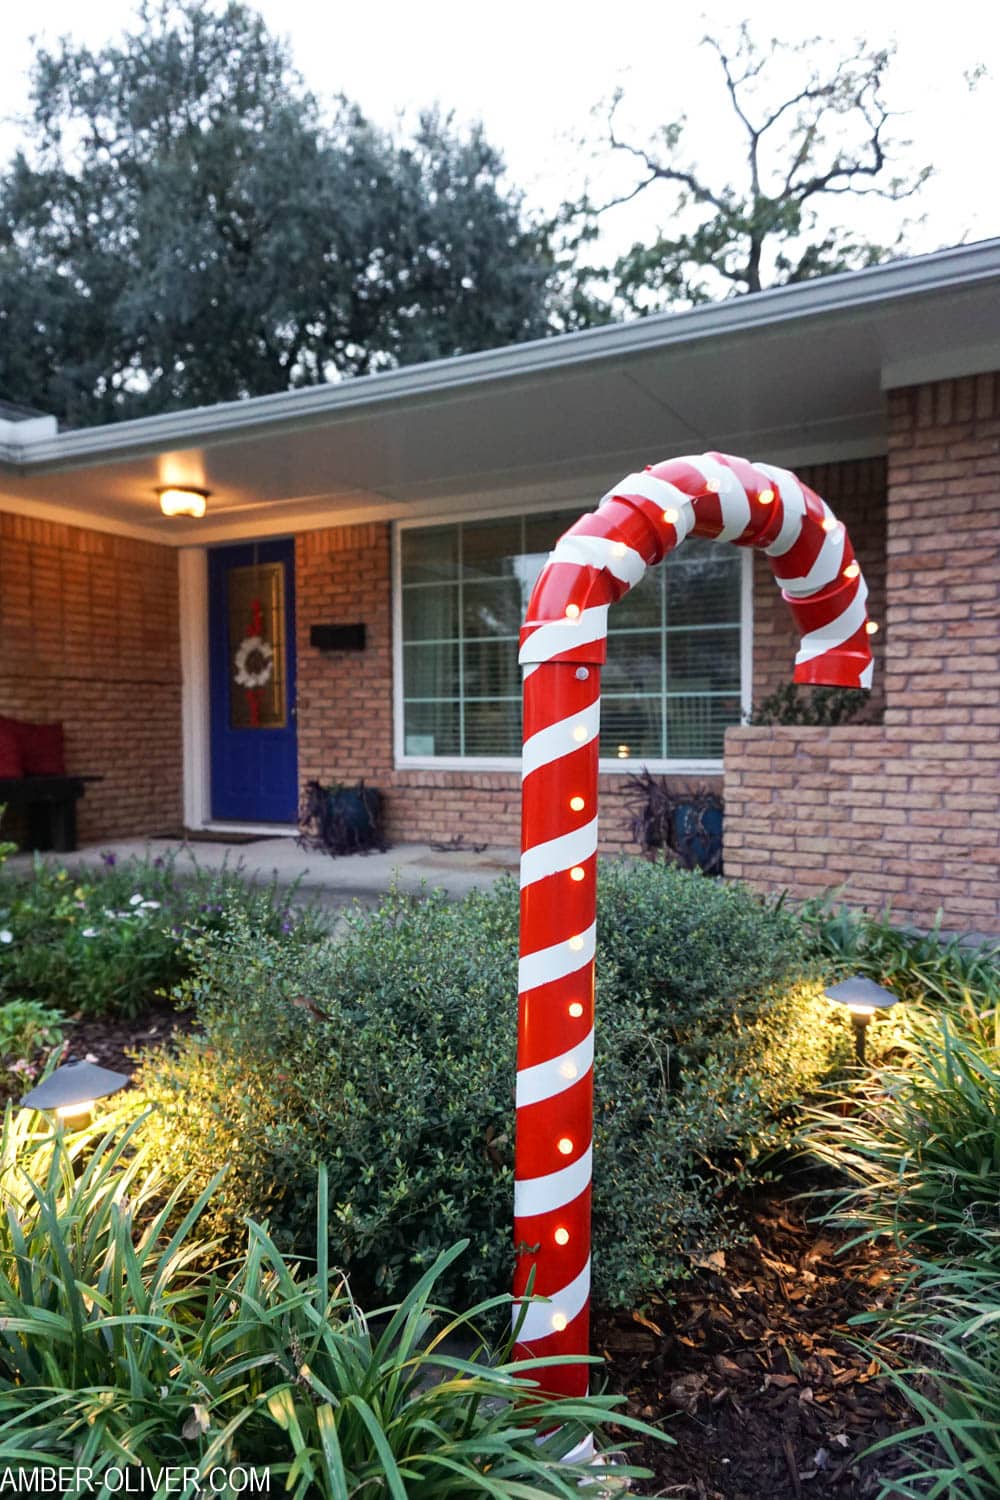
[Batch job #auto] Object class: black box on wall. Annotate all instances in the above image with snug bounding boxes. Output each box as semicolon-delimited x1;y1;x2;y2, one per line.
310;623;366;652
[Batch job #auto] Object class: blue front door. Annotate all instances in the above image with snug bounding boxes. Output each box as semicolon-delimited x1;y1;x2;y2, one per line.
208;539;298;823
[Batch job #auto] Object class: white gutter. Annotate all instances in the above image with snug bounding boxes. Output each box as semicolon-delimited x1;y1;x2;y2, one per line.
5;237;1000;474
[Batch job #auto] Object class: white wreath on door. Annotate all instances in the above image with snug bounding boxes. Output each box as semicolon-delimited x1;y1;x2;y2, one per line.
233;635;275;689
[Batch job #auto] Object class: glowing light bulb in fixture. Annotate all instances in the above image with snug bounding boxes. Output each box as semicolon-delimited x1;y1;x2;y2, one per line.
704;478;719;494
158;487;208;519
662;507;680;524
560;1061;579;1080
569;796;585;812
56;1100;94;1120
758;488;775;504
554;1227;570;1246
611;542;627;558
572;724;588;743
567;935;584;951
866;620;880;635
565;603;581;619
557;1137;573;1156
569;866;585;882
843;561;861;580
617;744;630;759
551;1312;568;1331
568;1002;584;1018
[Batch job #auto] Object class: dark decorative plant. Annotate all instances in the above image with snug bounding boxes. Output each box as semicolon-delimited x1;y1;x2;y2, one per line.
297;779;387;857
747;681;869;726
624;770;724;875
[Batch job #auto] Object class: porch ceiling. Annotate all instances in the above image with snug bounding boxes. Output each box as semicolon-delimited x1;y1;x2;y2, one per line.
2;239;1000;545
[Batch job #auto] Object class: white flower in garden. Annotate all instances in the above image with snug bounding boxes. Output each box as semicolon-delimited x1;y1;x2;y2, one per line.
82;928;98;938
129;893;144;906
0;930;12;944
140;900;161;910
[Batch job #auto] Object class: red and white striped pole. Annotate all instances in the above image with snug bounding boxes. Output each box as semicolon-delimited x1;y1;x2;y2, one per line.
513;453;875;1402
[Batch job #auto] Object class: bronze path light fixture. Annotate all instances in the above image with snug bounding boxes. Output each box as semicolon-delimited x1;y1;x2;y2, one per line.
825;977;898;1063
20;1058;130;1121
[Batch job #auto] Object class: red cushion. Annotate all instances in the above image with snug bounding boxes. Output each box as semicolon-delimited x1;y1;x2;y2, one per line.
0;722;22;777
0;717;66;775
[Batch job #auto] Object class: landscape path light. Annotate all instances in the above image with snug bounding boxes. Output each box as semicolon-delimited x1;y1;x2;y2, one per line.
20;1057;130;1121
824;976;898;1063
514;451;876;1423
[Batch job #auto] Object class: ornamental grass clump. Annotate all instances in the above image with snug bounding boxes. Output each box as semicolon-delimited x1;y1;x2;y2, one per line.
0;1105;660;1494
802;994;1000;1498
135;863;847;1311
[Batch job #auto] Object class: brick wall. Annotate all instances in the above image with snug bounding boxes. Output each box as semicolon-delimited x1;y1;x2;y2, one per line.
725;374;1000;932
0;512;181;845
293;520;720;853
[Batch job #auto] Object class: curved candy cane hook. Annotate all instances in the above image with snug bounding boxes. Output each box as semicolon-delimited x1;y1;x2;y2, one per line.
513;452;875;1399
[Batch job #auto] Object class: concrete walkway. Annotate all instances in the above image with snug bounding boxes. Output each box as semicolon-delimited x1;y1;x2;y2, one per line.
5;835;521;912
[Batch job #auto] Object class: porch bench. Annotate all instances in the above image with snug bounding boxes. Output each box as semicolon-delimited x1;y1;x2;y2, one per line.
0;775;102;853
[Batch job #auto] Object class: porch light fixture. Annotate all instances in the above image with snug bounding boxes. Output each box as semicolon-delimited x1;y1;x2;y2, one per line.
158;485;209;519
824;976;898;1063
20;1058;130;1120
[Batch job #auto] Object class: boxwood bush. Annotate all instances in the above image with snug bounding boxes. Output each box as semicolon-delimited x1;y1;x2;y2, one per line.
135;863;849;1310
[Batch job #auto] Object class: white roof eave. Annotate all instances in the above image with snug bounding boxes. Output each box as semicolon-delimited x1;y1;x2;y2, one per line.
8;237;1000;477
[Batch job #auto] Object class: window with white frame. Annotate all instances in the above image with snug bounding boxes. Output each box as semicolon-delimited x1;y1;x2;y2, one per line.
398;509;746;764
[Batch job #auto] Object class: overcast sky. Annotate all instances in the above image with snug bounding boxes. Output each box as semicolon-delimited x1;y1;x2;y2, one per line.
1;0;998;265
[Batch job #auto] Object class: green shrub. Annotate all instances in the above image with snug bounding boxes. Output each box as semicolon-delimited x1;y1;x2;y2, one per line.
0;997;65;1060
0;1108;661;1494
135;864;847;1311
0;851;326;1017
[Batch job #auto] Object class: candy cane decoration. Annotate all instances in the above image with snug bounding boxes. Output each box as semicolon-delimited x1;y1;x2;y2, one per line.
513;452;875;1400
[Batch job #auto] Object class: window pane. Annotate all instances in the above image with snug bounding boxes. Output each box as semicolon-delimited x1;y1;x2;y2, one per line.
463;579;522;638
403;584;459;642
610;569;661;630
600;697;662;760
404;699;460;757
464;638;519;700
603;631;663;695
404;642;459;699
666;629;741;691
667;695;740;758
464;698;521;757
667;541;742;626
402;526;458;584
462;517;523;580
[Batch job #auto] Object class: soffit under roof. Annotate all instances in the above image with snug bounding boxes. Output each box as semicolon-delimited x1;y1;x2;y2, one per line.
1;240;999;545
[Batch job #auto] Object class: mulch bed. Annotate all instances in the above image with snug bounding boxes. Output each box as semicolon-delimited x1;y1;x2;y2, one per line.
64;996;198;1075
598;1196;915;1498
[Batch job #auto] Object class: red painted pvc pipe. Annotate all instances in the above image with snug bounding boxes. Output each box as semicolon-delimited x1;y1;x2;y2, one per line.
513;453;874;1400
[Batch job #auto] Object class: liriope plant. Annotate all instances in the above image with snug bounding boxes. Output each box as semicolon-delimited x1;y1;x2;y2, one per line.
0;1104;665;1496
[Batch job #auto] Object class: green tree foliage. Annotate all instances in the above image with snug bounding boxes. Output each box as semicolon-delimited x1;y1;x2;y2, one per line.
0;2;560;425
578;24;932;312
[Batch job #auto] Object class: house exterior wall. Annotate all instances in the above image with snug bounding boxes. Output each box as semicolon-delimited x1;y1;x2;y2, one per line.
0;511;181;845
293;456;887;854
725;373;1000;932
